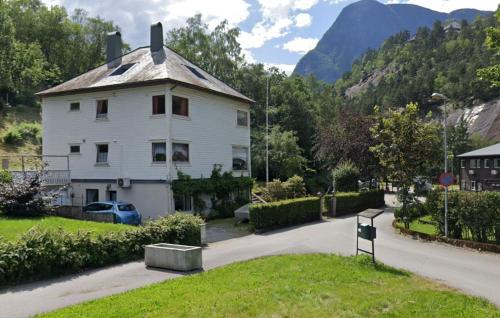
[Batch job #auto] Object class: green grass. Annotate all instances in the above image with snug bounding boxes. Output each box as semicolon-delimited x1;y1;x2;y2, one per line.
0;216;134;242
397;215;439;236
39;254;498;318
0;105;41;157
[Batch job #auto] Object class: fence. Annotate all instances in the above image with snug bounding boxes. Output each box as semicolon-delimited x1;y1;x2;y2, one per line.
1;155;70;185
54;206;115;223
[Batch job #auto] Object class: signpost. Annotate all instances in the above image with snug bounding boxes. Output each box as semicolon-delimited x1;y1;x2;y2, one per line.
356;209;384;263
439;172;454;238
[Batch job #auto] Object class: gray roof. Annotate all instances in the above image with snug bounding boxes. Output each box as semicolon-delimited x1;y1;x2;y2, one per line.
457;143;500;158
36;46;253;104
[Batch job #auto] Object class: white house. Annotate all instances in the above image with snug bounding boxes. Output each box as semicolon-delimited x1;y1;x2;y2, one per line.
37;23;253;220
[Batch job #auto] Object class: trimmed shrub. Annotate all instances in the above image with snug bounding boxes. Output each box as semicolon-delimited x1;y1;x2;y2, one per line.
332;161;360;192
0;213;203;285
427;190;499;243
261;175;307;202
250;197;320;230
325;190;385;216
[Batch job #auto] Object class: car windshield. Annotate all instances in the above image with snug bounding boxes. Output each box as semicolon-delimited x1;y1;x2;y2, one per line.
85;203;113;212
118;204;136;211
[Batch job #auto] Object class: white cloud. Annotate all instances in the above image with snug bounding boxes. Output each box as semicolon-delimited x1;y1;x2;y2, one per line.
295;13;312;27
239;0;321;50
264;63;296;75
42;0;251;48
281;37;318;54
393;0;498;12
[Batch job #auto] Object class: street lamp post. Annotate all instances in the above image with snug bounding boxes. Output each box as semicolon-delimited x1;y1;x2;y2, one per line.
431;92;449;237
266;75;269;185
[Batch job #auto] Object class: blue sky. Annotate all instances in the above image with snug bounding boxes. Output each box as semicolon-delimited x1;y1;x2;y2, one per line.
43;0;499;74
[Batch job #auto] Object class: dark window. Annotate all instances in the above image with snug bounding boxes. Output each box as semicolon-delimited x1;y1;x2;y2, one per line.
70;145;80;154
108;190;117;201
232;146;248;170
70;102;80;111
152;142;167;162
174;193;192;211
485;159;490;168
152;95;165;115
118;204;136;211
86;189;99;204
172;143;189;162
495;159;500;168
172;96;189;117
96;144;108;163
237;110;248;127
110;63;135;76
184;64;207;80
96;100;108;119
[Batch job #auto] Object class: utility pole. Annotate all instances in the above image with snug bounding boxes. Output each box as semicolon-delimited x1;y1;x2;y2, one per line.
266;75;269;185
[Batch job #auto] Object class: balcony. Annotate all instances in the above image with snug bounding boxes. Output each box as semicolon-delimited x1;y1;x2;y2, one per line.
1;155;71;186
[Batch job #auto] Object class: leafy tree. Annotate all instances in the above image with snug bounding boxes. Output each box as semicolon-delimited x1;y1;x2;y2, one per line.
477;7;500;86
251;126;307;180
370;103;441;228
447;115;471;175
166;14;244;85
331;161;360;192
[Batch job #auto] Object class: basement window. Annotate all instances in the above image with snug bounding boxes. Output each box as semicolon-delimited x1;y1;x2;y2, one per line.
110;63;135;76
184;64;207;80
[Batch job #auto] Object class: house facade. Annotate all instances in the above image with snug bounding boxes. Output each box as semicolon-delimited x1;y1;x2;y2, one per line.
457;143;500;192
37;23;252;220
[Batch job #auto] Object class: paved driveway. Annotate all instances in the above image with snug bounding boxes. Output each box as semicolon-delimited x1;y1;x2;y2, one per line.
1;208;499;317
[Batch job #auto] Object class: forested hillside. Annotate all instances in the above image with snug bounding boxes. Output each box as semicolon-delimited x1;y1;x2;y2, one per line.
293;0;491;83
334;16;500;114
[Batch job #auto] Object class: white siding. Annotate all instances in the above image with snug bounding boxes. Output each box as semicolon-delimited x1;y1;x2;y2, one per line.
42;85;251;180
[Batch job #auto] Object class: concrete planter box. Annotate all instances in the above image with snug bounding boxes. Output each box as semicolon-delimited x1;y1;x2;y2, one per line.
145;243;202;271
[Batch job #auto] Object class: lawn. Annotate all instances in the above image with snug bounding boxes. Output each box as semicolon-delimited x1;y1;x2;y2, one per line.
0;216;134;241
40;254;498;318
396;215;439;236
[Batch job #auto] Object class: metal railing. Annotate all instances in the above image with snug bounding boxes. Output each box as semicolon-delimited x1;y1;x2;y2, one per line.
1;155;71;185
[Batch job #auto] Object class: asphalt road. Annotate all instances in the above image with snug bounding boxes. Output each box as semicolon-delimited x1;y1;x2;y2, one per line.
1;207;499;317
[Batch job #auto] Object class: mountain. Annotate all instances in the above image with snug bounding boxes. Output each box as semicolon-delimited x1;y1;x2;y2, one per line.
293;0;492;83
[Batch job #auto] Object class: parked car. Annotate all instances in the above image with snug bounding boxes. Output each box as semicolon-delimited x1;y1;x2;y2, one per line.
83;201;142;225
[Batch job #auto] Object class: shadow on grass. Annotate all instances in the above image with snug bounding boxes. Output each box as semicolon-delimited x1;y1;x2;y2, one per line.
354;255;410;277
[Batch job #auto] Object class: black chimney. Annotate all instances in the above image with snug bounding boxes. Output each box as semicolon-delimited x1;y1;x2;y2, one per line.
150;22;164;52
106;31;122;68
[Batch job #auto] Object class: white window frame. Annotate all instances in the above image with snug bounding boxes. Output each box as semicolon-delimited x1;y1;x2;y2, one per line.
494;158;500;169
232;145;249;171
172;141;190;164
95;143;109;164
69;102;80;112
484;159;490;169
96;99;109;120
470;159;480;169
236;110;249;127
69;144;81;155
172;94;190;119
174;193;193;212
460;160;465;168
151;140;167;164
471;180;476;191
152;94;166;116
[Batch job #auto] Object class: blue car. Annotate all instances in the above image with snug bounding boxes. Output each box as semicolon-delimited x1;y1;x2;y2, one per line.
83;201;142;225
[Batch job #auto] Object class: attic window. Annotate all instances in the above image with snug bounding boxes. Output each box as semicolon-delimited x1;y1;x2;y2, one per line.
110;63;135;76
184;65;206;80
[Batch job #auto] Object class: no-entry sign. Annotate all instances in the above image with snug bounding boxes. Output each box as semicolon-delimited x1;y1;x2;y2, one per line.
439;172;455;187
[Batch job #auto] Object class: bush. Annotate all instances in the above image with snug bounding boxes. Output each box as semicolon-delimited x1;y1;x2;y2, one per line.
427;190;500;243
2;122;42;145
0;172;56;217
325;190;385;216
0;213;203;285
0;170;12;184
250;197;320;230
332;161;360;192
262;175;307;202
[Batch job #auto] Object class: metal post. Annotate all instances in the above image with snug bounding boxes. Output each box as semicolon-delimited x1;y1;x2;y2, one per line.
371;217;375;263
265;75;269;185
443;102;449;238
356;215;359;255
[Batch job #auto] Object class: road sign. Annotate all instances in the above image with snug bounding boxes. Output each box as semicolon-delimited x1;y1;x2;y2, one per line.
439;172;455;187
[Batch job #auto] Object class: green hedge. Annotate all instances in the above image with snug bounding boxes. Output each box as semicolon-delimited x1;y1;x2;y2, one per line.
325;190;385;216
249;197;321;230
0;213;203;285
425;190;500;243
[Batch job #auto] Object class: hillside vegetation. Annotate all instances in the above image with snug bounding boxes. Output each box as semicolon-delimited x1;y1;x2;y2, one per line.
333;16;500;113
0;106;41;157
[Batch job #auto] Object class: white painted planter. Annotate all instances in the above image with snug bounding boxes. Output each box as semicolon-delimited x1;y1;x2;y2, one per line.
145;243;202;271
